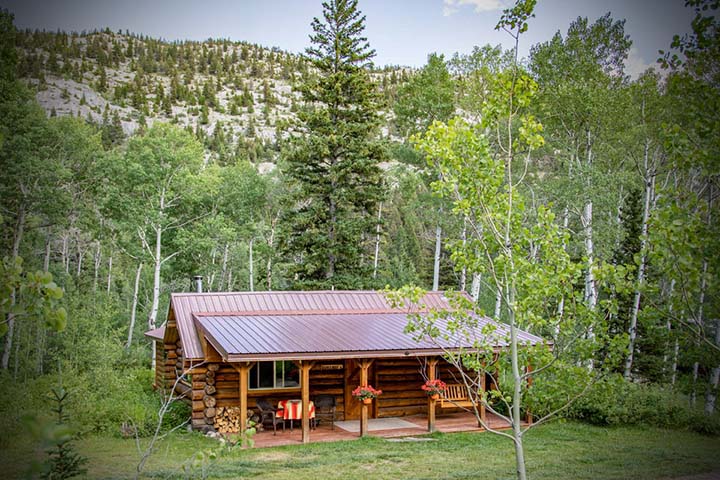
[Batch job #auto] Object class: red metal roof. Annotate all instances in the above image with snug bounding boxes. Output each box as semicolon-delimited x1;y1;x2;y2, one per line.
170;290;456;359
194;312;544;362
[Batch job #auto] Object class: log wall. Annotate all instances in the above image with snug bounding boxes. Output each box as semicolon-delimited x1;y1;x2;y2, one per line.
375;358;428;418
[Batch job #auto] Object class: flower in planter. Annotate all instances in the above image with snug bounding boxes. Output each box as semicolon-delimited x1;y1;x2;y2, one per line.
351;385;382;401
421;379;448;396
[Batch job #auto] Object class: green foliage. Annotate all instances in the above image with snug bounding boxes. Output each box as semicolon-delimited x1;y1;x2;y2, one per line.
283;0;385;288
393;53;454;138
42;386;88;480
567;375;720;435
0;256;66;336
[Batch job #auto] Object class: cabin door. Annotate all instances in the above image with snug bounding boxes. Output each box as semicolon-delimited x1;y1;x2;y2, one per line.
343;359;376;420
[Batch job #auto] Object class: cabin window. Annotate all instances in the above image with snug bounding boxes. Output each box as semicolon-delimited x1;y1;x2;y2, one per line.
249;361;300;389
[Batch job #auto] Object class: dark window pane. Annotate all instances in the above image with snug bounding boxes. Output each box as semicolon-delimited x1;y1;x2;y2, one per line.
249;364;258;389
283;360;299;387
259;361;274;388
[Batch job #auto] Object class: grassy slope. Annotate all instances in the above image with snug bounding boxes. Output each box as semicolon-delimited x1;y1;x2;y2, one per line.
3;422;719;479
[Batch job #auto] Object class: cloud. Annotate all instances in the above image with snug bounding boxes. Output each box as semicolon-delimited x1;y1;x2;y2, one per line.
443;0;508;17
624;46;654;79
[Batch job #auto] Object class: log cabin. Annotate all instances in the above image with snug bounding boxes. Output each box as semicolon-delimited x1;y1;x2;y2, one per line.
144;289;543;442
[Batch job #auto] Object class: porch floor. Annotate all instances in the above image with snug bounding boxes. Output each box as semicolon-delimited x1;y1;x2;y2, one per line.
250;411;517;448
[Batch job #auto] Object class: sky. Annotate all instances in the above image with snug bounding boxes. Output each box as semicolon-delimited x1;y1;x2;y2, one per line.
0;0;695;78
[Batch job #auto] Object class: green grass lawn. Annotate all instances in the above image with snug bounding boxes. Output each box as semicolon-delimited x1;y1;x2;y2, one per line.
3;421;719;479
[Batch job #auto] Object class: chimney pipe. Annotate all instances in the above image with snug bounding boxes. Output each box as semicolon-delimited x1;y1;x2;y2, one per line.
193;275;203;293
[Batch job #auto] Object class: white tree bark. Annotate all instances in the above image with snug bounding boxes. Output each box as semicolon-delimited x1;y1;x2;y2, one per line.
248;237;254;292
219;243;229;291
126;262;143;350
624;156;655;379
2;203;26;370
148;223;162;332
373;202;382;279
106;253;113;295
459;217;467;291
432;224;442;290
93;241;101;292
470;273;481;303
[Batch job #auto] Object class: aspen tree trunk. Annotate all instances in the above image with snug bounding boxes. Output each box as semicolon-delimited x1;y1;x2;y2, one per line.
44;235;51;272
248;237;254;292
219;243;229;291
126;262;143;350
107;253;113;295
266;212;279;290
691;259;708;407
470;273;481;303
432;224;441;290
2;203;26;370
93;242;101;292
583;130;597;312
555;207;570;337
36;236;52;375
76;241;84;277
61;234;69;274
373;202;382;279
459;217;467;291
624;149;655;379
148;224;162;332
494;288;502;319
704;185;717;414
705;323;720;414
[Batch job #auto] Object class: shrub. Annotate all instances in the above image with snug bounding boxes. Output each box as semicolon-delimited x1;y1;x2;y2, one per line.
565;375;720;435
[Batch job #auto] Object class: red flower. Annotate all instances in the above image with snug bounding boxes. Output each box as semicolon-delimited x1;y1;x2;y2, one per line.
421;379;447;396
352;385;382;400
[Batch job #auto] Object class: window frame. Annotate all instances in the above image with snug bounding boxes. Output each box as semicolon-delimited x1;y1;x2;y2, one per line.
248;360;301;391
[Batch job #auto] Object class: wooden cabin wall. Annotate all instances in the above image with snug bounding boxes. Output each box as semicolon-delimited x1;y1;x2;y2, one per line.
374;358;428;418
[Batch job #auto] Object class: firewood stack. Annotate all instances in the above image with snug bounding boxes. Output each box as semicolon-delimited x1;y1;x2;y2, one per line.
213;407;261;433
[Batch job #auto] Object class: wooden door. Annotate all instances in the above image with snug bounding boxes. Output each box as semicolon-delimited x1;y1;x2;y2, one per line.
343;359;375;420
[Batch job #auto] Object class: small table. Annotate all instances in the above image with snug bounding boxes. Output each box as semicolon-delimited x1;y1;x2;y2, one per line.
278;399;315;431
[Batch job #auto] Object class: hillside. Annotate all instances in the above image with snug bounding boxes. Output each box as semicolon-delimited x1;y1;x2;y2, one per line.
15;28;407;165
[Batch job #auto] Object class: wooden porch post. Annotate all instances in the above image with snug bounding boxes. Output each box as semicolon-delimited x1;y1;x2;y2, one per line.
427;357;439;433
359;359;374;437
300;360;314;444
232;362;254;439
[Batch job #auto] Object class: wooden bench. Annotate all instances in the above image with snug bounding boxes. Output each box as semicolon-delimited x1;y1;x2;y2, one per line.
439;383;476;409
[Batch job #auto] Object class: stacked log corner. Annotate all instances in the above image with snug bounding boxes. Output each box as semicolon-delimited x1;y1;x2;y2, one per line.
154;340;179;393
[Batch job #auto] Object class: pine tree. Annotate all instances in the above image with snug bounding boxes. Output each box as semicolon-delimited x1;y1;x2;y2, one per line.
284;0;385;288
43;387;87;480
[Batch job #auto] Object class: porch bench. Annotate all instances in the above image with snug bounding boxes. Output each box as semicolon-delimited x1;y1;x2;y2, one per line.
439;383;476;409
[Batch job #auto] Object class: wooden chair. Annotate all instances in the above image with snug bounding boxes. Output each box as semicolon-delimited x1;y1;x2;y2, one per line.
256;398;285;435
312;395;337;430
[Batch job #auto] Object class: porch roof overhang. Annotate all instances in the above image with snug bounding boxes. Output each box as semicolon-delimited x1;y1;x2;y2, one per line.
144;325;166;342
193;312;546;363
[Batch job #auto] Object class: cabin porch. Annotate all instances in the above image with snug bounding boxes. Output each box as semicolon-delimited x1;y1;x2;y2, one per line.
250;410;521;448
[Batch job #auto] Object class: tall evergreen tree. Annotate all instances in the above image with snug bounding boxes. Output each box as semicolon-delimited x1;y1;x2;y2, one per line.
283;0;384;288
